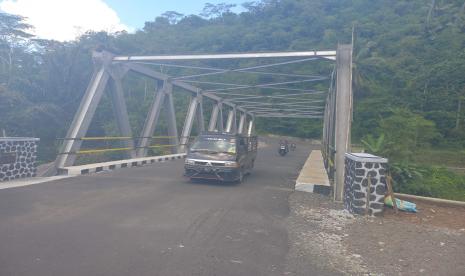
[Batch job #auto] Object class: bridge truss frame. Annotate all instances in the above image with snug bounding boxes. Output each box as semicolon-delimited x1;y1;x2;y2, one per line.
54;45;352;201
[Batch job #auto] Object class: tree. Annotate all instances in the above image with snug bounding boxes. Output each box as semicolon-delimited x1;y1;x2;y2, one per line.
201;3;236;18
379;108;441;161
0;12;33;87
161;11;185;24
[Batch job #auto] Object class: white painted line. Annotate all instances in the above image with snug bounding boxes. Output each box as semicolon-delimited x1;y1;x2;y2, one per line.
0;176;74;190
62;153;187;176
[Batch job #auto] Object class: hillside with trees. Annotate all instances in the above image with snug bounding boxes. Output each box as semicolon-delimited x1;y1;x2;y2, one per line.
1;0;464;200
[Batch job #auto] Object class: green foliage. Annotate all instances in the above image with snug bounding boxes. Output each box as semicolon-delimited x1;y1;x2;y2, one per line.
393;165;465;201
390;162;427;190
378;108;441;161
360;134;385;156
1;0;465;175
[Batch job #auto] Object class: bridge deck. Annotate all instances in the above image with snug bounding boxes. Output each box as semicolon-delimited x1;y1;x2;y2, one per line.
295;150;331;195
0;137;334;276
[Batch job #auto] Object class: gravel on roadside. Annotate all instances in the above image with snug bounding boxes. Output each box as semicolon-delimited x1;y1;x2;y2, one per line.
286;191;465;276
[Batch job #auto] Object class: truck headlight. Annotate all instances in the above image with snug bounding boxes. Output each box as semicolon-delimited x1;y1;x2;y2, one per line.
224;161;239;168
185;159;195;165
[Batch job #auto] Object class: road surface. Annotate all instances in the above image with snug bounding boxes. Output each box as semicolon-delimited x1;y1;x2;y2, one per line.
0;137;327;276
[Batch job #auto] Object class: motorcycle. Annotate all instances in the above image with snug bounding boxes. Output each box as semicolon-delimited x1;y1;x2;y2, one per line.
278;144;288;156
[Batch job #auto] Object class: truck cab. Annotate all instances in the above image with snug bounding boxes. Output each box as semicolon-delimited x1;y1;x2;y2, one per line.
184;132;258;182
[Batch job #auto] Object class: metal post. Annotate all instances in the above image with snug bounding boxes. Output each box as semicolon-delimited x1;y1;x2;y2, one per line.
137;81;166;157
208;104;219;131
164;83;179;154
109;73;136;158
247;117;255;136
238;112;246;134
180;96;198;152
218;102;224;132
196;94;205;132
231;107;237;133
334;44;353;202
55;51;113;169
225;109;234;132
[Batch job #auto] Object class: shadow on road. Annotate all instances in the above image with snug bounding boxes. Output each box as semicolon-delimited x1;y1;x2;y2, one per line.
185;178;241;187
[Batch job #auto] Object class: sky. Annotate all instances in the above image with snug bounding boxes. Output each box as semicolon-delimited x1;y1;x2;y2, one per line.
0;0;245;41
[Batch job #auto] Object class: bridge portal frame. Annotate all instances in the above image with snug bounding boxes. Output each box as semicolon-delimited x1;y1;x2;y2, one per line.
54;47;352;202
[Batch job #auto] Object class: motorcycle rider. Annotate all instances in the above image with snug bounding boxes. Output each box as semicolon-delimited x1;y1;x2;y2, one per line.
279;140;289;155
290;142;296;151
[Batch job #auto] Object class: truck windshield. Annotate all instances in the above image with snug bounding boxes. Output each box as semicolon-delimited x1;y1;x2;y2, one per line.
190;137;236;154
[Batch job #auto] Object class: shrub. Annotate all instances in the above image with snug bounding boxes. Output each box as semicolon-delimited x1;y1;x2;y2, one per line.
392;165;465;201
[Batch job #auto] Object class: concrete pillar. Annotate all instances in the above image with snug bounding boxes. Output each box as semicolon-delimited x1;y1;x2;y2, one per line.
334;44;353;202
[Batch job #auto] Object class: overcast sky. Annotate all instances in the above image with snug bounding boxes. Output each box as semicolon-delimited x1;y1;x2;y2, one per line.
0;0;244;41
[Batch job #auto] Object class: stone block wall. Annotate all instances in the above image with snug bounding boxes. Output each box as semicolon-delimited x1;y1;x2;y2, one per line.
344;153;388;216
0;138;39;182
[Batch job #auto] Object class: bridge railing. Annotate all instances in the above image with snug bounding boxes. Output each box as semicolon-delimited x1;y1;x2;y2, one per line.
55;136;195;163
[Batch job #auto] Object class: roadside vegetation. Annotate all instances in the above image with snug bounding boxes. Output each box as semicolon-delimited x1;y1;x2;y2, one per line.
0;0;464;199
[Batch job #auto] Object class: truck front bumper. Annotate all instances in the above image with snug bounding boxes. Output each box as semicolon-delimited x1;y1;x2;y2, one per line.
184;165;240;181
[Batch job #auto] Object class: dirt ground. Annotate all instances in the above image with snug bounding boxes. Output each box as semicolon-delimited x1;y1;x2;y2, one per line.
286;191;465;276
384;199;465;230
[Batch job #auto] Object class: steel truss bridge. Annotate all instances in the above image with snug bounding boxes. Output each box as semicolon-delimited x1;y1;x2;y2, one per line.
54;45;353;201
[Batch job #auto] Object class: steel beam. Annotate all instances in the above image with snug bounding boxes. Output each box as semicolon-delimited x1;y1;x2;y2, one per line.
232;108;237;133
131;61;323;79
124;62;250;116
137;81;167;157
238;101;325;107
55;51;113;168
218;102;224;132
173;57;319;80
204;78;327;93
196;94;205;132
124;63;168;81
223;92;326;101
238;113;246;134
180;96;199;152
255;114;323;118
334;44;353;202
231;98;324;103
225;109;234;133
247;117;255;136
114;51;337;61
109;75;136;158
164;83;179;154
208;104;219;131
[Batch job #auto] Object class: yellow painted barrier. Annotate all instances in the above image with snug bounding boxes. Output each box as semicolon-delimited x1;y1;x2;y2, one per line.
80;136;177;141
77;147;133;154
147;144;178;149
75;144;177;154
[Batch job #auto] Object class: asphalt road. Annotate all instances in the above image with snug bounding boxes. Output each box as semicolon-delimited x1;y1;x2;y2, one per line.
0;137;319;276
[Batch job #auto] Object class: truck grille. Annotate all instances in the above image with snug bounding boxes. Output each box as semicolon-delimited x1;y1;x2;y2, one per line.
193;161;225;166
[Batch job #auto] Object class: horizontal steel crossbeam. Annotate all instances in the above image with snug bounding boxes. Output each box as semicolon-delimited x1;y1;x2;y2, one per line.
113;51;337;61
